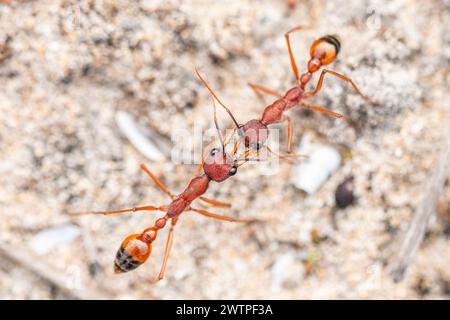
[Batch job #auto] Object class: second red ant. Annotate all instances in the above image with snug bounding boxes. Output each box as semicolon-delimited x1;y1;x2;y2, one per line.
196;26;376;159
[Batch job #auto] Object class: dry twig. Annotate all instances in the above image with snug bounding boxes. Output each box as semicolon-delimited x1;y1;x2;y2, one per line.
390;122;450;282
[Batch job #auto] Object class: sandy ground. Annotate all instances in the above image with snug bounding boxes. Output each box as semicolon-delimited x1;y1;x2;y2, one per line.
0;0;449;299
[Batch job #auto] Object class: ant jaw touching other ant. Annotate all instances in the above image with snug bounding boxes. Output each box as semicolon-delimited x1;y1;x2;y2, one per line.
240;119;269;150
203;147;238;182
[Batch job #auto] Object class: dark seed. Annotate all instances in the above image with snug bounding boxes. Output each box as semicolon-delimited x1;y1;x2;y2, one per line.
335;176;355;209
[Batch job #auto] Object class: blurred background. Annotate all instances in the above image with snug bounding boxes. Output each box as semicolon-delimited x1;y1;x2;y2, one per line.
0;0;449;299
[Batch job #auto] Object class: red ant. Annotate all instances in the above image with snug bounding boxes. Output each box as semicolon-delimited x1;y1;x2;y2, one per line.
70;100;259;280
196;26;376;158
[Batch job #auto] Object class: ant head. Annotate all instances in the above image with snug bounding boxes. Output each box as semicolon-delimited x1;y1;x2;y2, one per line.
310;35;341;66
203;147;237;182
114;231;155;273
241;119;268;150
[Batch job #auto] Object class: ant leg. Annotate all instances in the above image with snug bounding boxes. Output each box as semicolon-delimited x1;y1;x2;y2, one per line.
248;82;282;102
279;115;294;153
305;69;377;104
235;147;268;167
220;126;239;158
223;127;237;147
266;146;308;163
285;25;309;80
196;142;208;176
68;205;167;216
300;102;344;119
190;207;261;223
199;196;231;208
272;115;307;159
232;140;240;157
243;148;261;162
235;158;264;165
266;146;294;163
195;158;205;176
157;218;178;281
140;164;174;199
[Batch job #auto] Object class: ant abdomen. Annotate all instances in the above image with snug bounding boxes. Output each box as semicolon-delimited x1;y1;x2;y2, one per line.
114;234;152;273
310;34;341;66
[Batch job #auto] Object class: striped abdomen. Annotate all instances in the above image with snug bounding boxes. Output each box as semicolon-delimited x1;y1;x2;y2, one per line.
114;234;152;273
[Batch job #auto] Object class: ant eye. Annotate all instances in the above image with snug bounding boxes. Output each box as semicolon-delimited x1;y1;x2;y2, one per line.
229;166;237;176
210;148;220;156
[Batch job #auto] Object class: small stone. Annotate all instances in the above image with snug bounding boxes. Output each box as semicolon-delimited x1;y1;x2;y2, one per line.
115;111;165;162
437;198;450;222
335;176;355;209
30;224;81;255
271;253;297;288
291;134;341;194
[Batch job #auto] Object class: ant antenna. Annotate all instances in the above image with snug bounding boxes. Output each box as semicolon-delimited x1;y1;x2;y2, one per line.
211;98;226;154
195;67;241;130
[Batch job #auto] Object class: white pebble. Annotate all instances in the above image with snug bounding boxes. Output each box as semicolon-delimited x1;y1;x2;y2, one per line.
30;224;81;255
115;111;165;162
291;134;341;194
